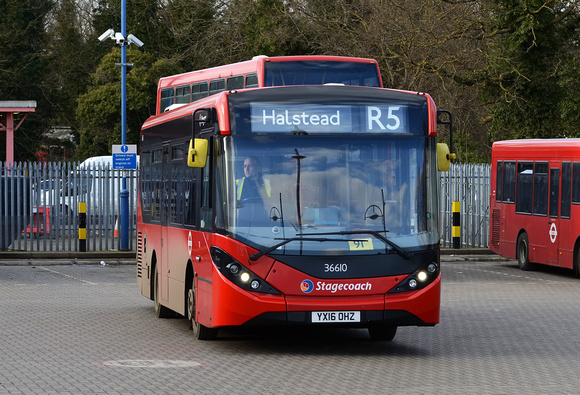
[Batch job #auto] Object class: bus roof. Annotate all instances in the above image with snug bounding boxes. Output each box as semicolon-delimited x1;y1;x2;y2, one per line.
157;55;381;90
492;138;580;159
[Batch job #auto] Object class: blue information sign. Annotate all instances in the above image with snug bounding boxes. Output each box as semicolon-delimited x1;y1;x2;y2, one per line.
112;144;137;169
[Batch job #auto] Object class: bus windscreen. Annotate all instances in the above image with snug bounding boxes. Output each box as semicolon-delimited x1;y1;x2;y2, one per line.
264;61;381;87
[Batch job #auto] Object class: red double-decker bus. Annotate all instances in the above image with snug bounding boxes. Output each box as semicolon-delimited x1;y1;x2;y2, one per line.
489;139;580;275
137;77;452;340
156;55;382;114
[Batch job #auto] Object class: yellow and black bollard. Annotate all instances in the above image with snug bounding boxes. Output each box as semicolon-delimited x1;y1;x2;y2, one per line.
452;201;460;249
79;202;86;252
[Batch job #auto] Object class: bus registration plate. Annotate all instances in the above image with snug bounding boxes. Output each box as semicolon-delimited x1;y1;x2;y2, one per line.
312;311;360;323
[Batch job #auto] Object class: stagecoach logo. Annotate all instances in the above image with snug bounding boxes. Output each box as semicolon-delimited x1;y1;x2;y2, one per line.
300;279;373;294
300;279;314;293
549;223;558;243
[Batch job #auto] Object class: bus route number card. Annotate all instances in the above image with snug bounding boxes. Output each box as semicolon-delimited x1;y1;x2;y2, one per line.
349;238;374;251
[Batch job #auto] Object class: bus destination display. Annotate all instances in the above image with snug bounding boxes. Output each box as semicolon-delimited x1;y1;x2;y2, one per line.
250;103;409;134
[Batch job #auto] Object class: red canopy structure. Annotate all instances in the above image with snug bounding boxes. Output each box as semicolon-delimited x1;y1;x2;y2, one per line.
0;100;36;165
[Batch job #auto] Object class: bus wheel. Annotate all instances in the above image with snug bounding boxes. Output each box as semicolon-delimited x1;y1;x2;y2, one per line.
574;244;580;278
154;266;172;318
517;233;534;271
368;324;397;341
187;278;218;340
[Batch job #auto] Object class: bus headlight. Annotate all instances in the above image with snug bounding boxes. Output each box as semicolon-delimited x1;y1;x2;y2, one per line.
210;247;280;295
388;257;440;294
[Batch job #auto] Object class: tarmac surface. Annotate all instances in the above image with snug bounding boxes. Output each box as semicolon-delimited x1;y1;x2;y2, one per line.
2;255;580;394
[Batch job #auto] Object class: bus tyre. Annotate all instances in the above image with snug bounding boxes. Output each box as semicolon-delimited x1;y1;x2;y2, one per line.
517;233;534;271
154;266;172;318
187;278;218;340
368;324;397;341
574;244;580;278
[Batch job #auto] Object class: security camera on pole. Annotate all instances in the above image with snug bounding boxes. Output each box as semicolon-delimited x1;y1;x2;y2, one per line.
98;1;144;251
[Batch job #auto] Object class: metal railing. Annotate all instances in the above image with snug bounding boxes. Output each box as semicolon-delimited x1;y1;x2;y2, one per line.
439;163;491;248
1;161;137;252
2;161;490;252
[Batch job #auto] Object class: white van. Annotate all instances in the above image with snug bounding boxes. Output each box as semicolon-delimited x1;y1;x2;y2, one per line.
61;156;139;224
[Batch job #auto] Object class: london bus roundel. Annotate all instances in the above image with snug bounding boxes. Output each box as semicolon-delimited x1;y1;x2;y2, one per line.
549;223;558;244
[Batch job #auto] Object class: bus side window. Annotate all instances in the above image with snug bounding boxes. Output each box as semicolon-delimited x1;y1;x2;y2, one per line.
516;162;532;214
227;75;244;90
192;81;209;101
572;162;580;204
503;161;516;203
160;87;175;113
176;84;191;104
533;162;548;216
151;148;163;222
184;164;197;227
140;151;152;220
171;143;186;225
209;78;225;96
496;161;502;202
245;73;258;88
561;162;571;218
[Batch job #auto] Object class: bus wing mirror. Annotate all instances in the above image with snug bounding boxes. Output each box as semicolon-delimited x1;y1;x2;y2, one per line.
437;143;453;172
188;138;209;168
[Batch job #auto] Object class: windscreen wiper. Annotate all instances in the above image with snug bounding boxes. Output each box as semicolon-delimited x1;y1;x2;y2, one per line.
249;236;362;261
296;230;413;260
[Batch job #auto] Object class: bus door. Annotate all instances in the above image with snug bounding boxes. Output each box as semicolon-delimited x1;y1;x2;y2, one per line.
161;143;171;301
546;165;561;265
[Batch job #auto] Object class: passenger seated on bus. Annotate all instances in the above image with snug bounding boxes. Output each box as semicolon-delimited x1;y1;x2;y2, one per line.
236;156;271;203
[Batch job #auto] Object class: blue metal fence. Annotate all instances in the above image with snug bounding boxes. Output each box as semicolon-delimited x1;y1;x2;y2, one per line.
0;161;137;252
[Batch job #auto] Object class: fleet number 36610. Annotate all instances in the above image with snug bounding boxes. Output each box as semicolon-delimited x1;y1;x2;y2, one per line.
324;263;347;272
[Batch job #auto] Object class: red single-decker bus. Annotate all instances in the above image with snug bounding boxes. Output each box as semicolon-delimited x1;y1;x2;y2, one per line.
490;139;580;275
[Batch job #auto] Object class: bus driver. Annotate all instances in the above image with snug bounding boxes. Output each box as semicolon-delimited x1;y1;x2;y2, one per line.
236;156;271;202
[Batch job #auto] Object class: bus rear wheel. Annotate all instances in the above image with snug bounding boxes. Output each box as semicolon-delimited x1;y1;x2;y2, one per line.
368;324;397;341
517;233;534;271
574;244;580;278
187;278;218;340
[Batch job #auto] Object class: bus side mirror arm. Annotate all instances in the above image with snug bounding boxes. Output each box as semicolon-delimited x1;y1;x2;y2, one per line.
437;109;456;171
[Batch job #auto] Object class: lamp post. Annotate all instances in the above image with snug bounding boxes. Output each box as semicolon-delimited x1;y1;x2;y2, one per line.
98;0;144;251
